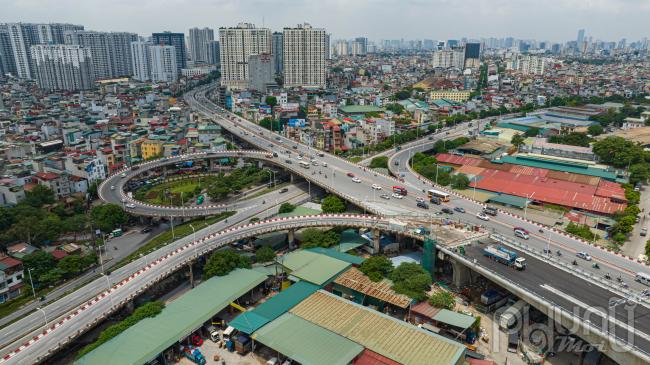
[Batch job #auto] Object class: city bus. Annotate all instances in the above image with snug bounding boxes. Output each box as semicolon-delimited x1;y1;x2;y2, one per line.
299;161;310;169
427;189;450;202
635;272;650;286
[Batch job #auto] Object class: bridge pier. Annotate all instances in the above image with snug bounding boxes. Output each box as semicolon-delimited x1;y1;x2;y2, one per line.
450;258;472;288
289;174;295;183
287;229;296;249
372;228;380;253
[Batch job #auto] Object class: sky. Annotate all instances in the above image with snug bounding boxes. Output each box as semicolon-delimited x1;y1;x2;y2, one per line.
2;0;649;42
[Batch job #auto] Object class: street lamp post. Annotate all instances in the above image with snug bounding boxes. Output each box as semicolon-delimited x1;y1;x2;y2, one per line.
27;268;36;298
36;307;48;328
524;192;535;221
103;274;114;308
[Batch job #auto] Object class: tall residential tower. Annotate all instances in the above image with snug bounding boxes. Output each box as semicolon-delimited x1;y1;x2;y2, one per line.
282;23;326;89
218;23;271;90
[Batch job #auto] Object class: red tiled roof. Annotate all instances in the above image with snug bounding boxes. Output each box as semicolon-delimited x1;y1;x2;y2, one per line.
35;172;59;180
0;256;22;268
51;250;68;260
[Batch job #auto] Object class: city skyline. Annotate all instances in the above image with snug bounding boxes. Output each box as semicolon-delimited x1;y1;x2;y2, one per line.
2;0;648;43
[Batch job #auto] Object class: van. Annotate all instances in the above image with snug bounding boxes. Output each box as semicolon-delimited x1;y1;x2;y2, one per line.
222;325;236;341
636;272;650;286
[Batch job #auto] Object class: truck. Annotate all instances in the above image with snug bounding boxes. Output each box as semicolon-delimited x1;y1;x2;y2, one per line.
482;245;526;270
180;345;206;365
476;290;509;313
414;226;430;236
388;219;408;233
499;299;530;329
392;185;407;196
483;206;498;216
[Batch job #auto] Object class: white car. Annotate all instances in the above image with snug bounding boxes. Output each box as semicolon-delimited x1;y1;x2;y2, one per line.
371;184;382;190
391;193;404;199
576;252;592;261
110;185;115;190
476;212;490;221
296;156;303;160
120;173;127;178
352;177;362;183
126;203;136;209
322;162;328;167
380;194;390;200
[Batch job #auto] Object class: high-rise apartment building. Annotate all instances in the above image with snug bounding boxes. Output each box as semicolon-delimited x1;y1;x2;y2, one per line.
130;41;151;81
0;27;16;76
149;45;178;82
282;23;326;89
431;48;464;69
64;31;137;79
218;23;271;90
272;32;283;75
188;27;214;63
31;44;94;91
507;54;545;75
577;29;585;45
152;32;186;70
464;42;481;68
248;53;275;92
354;37;368;55
1;22;84;79
207;40;220;65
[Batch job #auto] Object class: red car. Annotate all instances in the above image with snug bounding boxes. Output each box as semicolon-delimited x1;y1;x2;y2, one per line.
347;172;355;178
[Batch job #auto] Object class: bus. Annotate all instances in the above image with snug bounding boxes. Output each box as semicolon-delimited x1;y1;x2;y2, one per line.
427;189;450;202
299;161;310;169
392;186;407;196
635;272;650;286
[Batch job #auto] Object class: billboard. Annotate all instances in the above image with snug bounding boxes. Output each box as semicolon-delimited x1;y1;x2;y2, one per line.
259;105;272;114
288;118;306;128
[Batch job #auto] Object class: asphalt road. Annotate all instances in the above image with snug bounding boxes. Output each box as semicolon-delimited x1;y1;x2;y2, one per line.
0;184;308;363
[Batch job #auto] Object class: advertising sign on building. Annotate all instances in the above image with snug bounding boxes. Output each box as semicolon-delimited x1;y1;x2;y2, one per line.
288;118;306;128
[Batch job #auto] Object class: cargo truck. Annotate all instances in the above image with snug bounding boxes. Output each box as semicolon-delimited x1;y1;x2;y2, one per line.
482;245;526;270
476;290;509;313
499;299;530;330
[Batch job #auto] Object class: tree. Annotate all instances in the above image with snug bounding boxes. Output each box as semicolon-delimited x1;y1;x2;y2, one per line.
592;136;644;168
265;96;277;107
7;214;62;246
511;134;525;148
321;195;346;213
629;163;650;185
385;103;405;115
524;127;540;138
646;239;650;258
23;251;56;280
203;250;251;279
0;207;15;231
91;204;128;233
389;262;432;301
548;132;592;147
588;124;604;136
369;156;389;169
255;246;276;263
451;174;470;189
39;268;65;285
359;256;393;282
87;180;99;199
58;255;83;277
300;228;340;248
429;291;456;310
24;185;55;207
278;203;296;214
565;222;599;241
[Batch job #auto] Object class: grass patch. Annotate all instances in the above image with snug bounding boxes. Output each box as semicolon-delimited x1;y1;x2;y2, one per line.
348;156;363;163
242;182;289;201
135;176;219;206
114;211;235;269
76;301;165;359
544;204;570;213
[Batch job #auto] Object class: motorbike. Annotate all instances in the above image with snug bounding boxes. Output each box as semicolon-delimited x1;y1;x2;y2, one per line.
617;276;623;283
605;273;612;280
262;200;265;204
572;260;578;266
592;263;600;269
556;250;562;256
622;282;629;289
539;229;544;234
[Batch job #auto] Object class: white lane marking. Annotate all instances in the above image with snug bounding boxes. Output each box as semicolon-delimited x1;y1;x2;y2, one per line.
540;283;647;337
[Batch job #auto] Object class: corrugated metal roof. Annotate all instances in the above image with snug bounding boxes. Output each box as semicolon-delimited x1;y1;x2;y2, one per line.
279;250;351;286
230;281;319;334
305;247;365;265
252;313;363;365
433;309;476;330
353;349;401;365
290;291;465;365
333;268;412;308
75;269;267;365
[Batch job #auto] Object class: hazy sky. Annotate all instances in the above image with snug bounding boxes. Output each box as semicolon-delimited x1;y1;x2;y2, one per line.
2;0;648;42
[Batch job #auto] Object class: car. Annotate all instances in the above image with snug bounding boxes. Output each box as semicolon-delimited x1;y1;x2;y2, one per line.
126;203;136;209
417;201;429;209
380;194;390;200
322;162;328;167
312;161;319;166
279;188;289;193
275;136;281;141
642;228;648;237
347;172;355;178
297;156;303;160
576;252;592;261
268;143;274;147
453;206;465;213
394;160;399;166
416;197;425;203
292;145;298;149
110;185;115;190
120;173;127;178
140;227;152;233
430;197;441;205
352;177;362;183
442;207;454;214
476;212;490;221
318;152;325;157
428;136;433;140
285;159;292;164
392;193;404;199
371;184;382;190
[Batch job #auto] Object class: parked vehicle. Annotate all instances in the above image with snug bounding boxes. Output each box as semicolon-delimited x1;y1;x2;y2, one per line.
483;245;526;270
110;228;123;238
641;228;647;236
499;300;530;329
477;290;508;313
